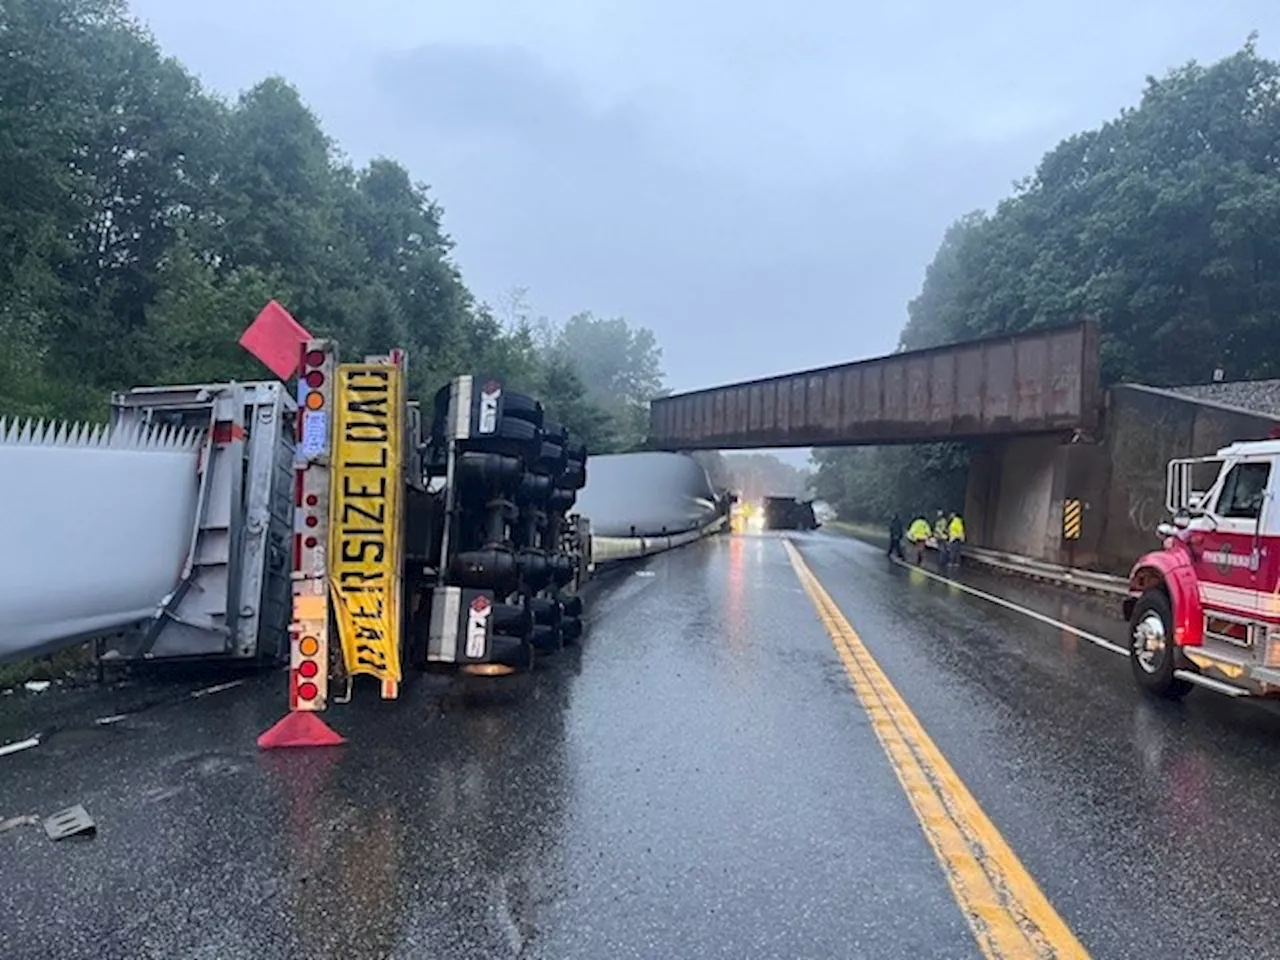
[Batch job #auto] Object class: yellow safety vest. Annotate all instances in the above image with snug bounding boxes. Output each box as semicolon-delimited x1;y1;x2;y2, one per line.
907;519;931;541
949;517;965;541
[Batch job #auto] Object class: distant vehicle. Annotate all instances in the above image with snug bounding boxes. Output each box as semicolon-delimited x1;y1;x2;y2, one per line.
1125;438;1280;699
763;497;819;531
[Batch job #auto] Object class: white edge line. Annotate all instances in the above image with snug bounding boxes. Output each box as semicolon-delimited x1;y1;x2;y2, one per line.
899;559;1131;658
0;737;41;758
191;679;246;698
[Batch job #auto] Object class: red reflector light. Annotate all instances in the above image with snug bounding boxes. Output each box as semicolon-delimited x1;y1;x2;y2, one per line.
298;660;319;679
306;494;318;506
212;422;244;444
297;681;319;701
305;515;318;527
305;536;318;548
305;349;325;368
305;370;325;388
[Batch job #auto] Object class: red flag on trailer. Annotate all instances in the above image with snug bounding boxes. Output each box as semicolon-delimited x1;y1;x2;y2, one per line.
239;300;313;380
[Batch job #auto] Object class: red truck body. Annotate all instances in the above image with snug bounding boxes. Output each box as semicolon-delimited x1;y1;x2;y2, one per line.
1124;441;1280;698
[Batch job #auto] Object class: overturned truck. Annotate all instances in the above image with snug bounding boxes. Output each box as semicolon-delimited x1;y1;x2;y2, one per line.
257;343;596;716
763;497;819;531
0;333;729;734
416;375;590;675
0;344;590;701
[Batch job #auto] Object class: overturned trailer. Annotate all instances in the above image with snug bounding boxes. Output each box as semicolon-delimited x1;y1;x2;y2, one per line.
1;348;723;725
0;382;295;665
763;497;819;531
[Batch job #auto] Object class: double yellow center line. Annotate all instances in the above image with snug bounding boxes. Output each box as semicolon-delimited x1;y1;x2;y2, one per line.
784;540;1089;959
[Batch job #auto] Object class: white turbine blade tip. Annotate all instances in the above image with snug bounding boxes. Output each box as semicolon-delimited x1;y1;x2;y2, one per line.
0;413;206;453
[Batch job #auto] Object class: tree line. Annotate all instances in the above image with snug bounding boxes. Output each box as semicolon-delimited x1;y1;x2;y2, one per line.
814;38;1280;522
0;0;663;454
693;451;812;501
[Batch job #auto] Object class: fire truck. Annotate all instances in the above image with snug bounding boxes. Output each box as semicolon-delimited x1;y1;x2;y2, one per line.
1125;438;1280;699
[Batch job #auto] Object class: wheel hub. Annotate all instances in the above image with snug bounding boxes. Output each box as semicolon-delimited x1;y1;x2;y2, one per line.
1133;611;1167;673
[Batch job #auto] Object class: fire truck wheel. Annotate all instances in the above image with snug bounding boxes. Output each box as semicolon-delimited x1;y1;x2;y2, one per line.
1128;589;1192;699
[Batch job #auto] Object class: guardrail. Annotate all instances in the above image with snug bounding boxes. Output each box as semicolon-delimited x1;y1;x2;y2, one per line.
827;521;1129;600
957;546;1129;598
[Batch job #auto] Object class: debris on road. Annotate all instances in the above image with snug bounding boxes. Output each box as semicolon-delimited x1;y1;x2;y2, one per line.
43;805;95;841
0;737;40;759
0;814;40;834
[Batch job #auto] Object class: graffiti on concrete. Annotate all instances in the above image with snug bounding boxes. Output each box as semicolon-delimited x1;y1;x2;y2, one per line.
1127;491;1161;536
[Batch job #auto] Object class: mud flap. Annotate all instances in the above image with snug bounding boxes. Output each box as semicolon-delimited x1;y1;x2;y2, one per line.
427;586;494;663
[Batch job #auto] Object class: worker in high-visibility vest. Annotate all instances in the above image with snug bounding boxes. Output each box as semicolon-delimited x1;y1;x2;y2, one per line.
906;516;931;565
947;513;965;566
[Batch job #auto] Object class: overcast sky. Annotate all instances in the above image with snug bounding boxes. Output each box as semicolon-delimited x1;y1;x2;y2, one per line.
130;0;1275;400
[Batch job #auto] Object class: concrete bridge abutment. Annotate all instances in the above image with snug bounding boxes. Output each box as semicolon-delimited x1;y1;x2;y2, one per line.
964;385;1280;575
963;437;1108;569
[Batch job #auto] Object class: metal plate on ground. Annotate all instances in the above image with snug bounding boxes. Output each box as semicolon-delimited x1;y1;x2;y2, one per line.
43;805;95;840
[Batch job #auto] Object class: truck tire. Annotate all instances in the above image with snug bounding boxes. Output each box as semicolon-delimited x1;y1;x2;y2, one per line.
500;392;543;427
537;440;564;468
1128;589;1192;699
495;416;537;442
561;616;583;646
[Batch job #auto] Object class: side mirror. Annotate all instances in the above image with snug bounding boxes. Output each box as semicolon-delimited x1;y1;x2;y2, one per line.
1173;507;1191;529
1157;522;1177;538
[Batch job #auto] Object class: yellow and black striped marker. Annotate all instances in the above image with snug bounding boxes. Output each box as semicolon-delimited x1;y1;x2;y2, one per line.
784;540;1089;959
1063;500;1082;541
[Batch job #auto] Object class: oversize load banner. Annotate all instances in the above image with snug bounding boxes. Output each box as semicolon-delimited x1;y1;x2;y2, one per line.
329;364;403;683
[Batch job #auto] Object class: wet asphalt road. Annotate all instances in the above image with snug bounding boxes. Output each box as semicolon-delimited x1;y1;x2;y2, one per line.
5;531;1280;958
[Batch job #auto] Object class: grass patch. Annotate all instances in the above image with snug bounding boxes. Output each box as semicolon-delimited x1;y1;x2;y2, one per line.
0;643;96;689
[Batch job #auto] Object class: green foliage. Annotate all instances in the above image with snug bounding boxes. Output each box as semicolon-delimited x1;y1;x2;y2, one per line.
536;353;618;454
902;37;1280;382
687;451;812;497
531;311;667;452
690;451;732;490
719;453;811;500
811;445;966;524
0;0;651;455
819;39;1280;521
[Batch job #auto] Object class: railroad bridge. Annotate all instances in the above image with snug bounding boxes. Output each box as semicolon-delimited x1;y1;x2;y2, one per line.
649;321;1280;574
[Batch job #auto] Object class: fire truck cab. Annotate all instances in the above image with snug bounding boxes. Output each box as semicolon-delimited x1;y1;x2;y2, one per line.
1125;438;1280;699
